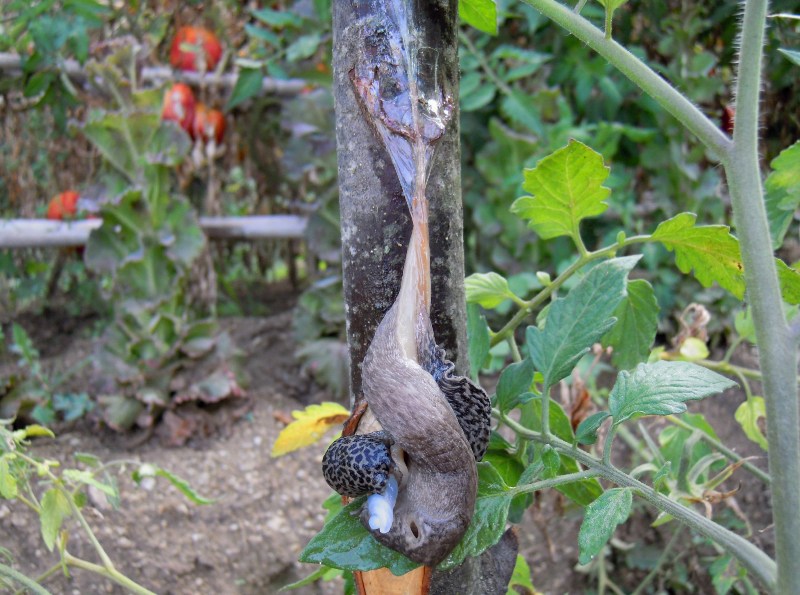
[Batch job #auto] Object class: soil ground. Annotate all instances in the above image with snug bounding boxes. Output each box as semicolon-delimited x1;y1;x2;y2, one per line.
0;305;774;595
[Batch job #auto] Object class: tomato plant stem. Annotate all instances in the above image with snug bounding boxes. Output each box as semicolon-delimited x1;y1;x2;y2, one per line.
497;409;777;590
728;1;800;591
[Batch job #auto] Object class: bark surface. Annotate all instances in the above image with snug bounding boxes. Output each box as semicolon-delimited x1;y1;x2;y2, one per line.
333;0;467;403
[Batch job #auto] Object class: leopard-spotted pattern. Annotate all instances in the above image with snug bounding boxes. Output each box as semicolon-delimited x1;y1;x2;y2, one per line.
321;344;491;499
422;344;491;462
321;431;394;498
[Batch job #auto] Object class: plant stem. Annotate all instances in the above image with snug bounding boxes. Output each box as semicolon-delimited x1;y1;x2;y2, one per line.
66;491;114;569
63;553;156;595
512;469;599;496
497;410;777;590
729;1;800;592
0;562;51;595
521;0;732;161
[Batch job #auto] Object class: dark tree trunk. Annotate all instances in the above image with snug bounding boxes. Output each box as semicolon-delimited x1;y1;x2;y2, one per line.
333;0;467;405
332;2;517;594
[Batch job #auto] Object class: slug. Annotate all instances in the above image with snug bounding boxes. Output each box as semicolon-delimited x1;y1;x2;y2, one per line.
321;5;491;567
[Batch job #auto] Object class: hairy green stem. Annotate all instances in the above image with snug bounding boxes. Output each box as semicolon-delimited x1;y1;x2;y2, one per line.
521;0;732;161
512;469;599;496
497;410;777;590
728;1;800;592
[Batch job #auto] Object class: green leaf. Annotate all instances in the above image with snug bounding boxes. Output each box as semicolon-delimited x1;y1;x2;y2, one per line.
601;279;658;370
133;465;214;505
10;324;38;368
578;488;633;564
495;358;536;413
598;0;629;12
735;397;768;451
465;272;520;308
506;555;535;595
62;469;117;497
527;257;639;389
40;488;72;551
0;458;17;499
778;48;800;67
467;304;491;381
460;83;496;111
576;411;611;445
251;7;304;28
227;68;263;110
776;259;800;305
651;213;745;299
300;497;420;575
764;142;800;249
500;91;543;136
609;361;737;425
510;140;610;242
459;0;497;34
541;445;560;478
439;462;512;569
286;33;322;63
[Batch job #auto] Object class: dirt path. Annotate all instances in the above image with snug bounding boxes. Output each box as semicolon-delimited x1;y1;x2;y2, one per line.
1;312;773;594
2;314;341;594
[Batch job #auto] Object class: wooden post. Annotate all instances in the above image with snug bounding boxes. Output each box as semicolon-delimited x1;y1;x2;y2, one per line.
332;1;517;593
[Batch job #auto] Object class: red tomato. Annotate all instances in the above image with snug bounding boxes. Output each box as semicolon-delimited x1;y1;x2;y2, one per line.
193;103;226;144
170;26;223;72
161;83;196;134
46;191;80;220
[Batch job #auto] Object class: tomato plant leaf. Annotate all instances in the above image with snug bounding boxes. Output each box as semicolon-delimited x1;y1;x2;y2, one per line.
63;469;117;497
651;213;745;299
775;259;800;305
526;256;638;390
467;304;491;381
459;0;497;35
495;358;536;413
272;402;350;457
227;67;264;110
506;555;535;595
735;397;768;451
576;411;611;446
439;462;513;570
465;272;521;309
511;140;610;242
40;488;72;551
578;488;633;564
0;458;18;499
602;279;659;370
609;361;737;426
300;497;420;575
764;141;800;249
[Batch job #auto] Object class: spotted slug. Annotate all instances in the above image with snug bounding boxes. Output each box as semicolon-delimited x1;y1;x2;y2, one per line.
321;4;491;567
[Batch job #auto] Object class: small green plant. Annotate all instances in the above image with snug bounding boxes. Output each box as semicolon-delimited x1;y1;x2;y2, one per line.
76;46;243;430
0;323;91;424
0;420;211;594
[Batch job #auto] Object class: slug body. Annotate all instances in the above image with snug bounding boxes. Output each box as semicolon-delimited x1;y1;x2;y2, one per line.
322;4;490;567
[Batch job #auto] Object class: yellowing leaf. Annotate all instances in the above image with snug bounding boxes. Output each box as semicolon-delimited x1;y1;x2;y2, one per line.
271;402;350;457
735;397;768;451
679;337;710;361
651;213;745;299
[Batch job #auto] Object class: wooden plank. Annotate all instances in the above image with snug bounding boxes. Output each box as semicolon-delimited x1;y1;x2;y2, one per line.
0;216;307;248
0;52;307;97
